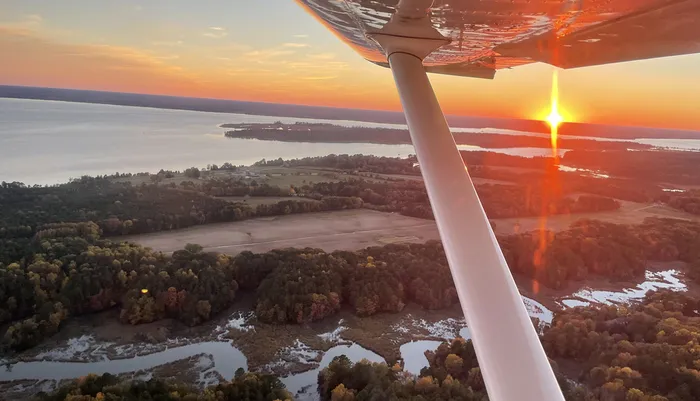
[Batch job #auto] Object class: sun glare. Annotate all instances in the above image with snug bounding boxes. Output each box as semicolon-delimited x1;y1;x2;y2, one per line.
546;70;563;157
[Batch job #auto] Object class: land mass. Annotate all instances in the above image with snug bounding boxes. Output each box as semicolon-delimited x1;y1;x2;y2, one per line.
1;153;700;401
222;122;651;150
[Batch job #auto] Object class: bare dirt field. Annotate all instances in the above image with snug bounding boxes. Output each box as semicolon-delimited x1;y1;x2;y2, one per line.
123;202;699;256
122;209;441;255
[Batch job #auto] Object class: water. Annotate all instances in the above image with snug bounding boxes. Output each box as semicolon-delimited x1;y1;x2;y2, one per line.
0;269;684;398
0;341;247;381
637;138;700;151
280;343;384;400
400;341;442;375
1;97;681;185
559;269;686;307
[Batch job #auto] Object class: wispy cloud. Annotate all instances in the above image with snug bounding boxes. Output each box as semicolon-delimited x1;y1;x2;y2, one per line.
301;75;338;80
309;53;336;60
283;42;310;48
244;48;296;62
293;34;308;38
24;14;43;25
0;14;44;30
0;27;202;92
151;40;184;47
203;27;227;39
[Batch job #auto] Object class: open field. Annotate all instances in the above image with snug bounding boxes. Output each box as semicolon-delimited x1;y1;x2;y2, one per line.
122;209;440;255
359;171;515;186
123;200;699;256
492;200;699;234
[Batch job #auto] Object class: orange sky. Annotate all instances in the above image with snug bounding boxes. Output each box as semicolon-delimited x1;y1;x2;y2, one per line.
2;1;700;131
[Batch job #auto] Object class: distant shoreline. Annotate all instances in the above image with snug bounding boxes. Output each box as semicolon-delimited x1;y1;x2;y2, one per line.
222;122;650;150
3;85;700;139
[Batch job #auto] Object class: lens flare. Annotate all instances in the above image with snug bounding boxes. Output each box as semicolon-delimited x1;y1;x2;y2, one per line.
546;70;563;157
532;69;566;294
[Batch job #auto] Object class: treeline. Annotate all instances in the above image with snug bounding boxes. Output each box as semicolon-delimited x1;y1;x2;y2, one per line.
36;370;292;401
542;290;700;400
0;179;363;264
223;122;648;150
0;222;248;352
251;153;660;207
320;290;700;401
470;164;666;203
253;243;457;324
317;335;589;401
36;292;700;401
2;214;699;351
255;153;420;175
665;191;700;215
305;179;621;220
563;150;700;185
234;217;700;324
501;217;700;290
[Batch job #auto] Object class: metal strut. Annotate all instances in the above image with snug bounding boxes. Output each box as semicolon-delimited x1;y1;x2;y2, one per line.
368;1;566;400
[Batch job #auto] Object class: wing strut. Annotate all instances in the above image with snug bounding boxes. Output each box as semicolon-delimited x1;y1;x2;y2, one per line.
369;2;565;400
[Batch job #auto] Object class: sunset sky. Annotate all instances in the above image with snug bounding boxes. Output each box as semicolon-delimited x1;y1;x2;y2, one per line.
2;0;700;131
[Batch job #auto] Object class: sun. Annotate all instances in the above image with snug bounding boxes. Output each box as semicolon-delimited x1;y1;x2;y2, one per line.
546;70;563;156
547;107;563;129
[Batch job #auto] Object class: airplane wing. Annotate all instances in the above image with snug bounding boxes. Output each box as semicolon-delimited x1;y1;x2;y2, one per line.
294;1;700;401
297;0;700;79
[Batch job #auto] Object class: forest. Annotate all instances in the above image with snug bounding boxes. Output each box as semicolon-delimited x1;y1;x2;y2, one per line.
0;179;363;264
257;153;696;207
36;291;700;401
35;370;292;401
2;213;699;352
304;179;620;220
253;153;670;205
563;150;700;185
317;291;700;401
666;191;700;215
0;164;624;262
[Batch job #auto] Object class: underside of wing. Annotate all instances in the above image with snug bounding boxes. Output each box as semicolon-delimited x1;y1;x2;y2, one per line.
296;0;700;79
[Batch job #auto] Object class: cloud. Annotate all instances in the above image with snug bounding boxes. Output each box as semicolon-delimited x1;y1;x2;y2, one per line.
0;14;44;30
309;53;336;60
24;14;43;25
283;42;310;48
203;27;227;39
293;34;309;38
0;27;202;94
151;40;184;47
283;60;348;71
301;76;338;80
244;48;296;62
